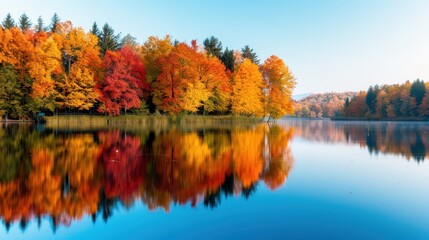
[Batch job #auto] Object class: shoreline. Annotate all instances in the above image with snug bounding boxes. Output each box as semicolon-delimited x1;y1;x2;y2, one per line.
330;117;429;122
43;115;263;129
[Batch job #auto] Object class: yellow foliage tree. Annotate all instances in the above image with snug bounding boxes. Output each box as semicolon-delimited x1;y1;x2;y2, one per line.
231;59;264;116
53;22;101;110
139;35;173;83
28;37;61;111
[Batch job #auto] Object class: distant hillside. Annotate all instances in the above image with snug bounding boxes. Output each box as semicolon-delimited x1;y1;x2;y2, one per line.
294;92;357;118
292;93;312;101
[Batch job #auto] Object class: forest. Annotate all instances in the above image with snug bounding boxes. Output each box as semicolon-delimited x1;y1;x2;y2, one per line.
294;92;357;118
0;13;295;120
343;79;429;119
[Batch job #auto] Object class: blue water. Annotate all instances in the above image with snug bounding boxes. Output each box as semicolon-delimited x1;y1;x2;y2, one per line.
1;119;429;239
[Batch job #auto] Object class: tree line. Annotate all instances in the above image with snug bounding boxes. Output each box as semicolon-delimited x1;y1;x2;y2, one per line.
343;79;429;119
294;92;357;118
0;13;295;120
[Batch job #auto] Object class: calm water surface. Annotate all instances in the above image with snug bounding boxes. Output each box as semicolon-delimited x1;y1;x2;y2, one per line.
0;119;429;239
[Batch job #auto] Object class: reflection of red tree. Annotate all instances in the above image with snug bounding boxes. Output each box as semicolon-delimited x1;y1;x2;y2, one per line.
97;131;146;203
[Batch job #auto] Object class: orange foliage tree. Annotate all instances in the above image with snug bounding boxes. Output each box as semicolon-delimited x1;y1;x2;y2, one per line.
261;55;296;119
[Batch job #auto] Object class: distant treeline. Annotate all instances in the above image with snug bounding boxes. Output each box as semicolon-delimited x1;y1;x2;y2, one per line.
0;13;295;120
344;79;429;119
294;92;357;118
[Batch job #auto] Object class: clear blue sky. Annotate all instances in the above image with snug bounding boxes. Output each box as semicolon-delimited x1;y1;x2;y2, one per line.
1;0;429;94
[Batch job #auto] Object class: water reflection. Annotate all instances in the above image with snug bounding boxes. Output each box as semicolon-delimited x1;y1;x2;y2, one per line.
0;123;294;232
288;119;429;162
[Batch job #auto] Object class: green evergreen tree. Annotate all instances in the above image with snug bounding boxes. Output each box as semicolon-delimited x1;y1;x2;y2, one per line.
90;22;100;37
35;16;45;33
366;85;379;115
241;45;260;65
203;36;223;58
99;23;121;57
410;79;426;106
18;13;32;32
2;13;16;29
50;13;60;33
121;34;138;49
221;47;235;72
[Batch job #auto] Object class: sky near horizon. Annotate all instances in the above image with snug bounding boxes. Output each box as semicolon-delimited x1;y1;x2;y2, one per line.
1;0;429;94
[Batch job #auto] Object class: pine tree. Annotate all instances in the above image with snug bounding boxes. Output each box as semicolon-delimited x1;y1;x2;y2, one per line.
50;13;60;33
410;79;426;106
121;34;138;49
90;22;100;37
2;13;15;29
35;16;45;33
99;23;120;57
18;13;32;32
221;47;235;72
203;36;222;58
241;45;260;65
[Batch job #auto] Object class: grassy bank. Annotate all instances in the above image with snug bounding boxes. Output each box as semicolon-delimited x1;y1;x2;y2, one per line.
44;114;263;130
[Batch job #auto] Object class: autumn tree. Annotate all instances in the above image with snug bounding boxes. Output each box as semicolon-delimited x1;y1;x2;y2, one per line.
0;27;36;119
0;65;23;119
139;35;173;83
98;46;149;115
231;59;264;116
344;91;370;117
53;22;101;110
152;42;198;115
419;92;429;117
261;55;296;119
198;55;231;113
27;37;61;112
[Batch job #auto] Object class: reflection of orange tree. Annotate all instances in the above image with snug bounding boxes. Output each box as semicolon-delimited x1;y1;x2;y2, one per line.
53;134;100;226
231;126;265;188
148;130;229;209
0;124;295;231
263;125;294;190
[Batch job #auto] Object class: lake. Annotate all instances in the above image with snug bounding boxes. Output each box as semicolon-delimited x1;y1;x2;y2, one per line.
0;119;429;239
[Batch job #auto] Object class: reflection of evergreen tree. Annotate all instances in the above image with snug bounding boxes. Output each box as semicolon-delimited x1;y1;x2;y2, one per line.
242;182;258;199
97;190;119;222
221;174;235;196
4;221;11;232
366;128;378;154
19;218;29;231
203;189;222;208
411;133;426;162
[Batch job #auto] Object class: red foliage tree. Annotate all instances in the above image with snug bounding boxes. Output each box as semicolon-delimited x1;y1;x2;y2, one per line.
98;46;150;115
